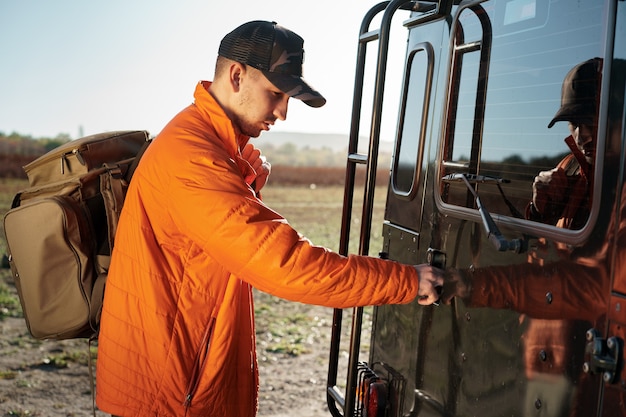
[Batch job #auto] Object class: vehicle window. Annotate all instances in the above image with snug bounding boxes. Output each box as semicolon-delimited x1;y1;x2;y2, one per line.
439;0;607;231
392;44;433;198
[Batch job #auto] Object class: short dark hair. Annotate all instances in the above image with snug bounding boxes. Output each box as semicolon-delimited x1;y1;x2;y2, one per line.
214;55;230;78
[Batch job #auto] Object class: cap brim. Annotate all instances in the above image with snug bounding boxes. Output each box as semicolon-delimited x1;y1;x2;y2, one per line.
263;71;326;108
547;104;597;128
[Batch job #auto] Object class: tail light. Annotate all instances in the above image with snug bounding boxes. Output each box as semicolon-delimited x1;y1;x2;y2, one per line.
365;378;388;417
356;362;404;417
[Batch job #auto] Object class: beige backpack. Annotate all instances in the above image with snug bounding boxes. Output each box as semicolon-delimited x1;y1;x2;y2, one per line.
3;130;151;340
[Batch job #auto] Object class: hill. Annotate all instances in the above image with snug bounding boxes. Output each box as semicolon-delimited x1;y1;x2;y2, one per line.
255;131;394;154
255;131;394;168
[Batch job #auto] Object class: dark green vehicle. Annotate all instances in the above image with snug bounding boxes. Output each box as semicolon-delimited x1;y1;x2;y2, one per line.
327;1;626;416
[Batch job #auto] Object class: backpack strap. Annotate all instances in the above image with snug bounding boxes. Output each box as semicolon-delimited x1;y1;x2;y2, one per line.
89;273;107;333
100;165;127;260
127;138;152;180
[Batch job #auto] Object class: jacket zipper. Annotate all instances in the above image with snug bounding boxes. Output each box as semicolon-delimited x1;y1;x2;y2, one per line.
183;316;216;408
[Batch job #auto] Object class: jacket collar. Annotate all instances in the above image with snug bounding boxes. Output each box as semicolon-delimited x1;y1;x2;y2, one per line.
194;81;256;187
194;81;249;158
564;134;591;180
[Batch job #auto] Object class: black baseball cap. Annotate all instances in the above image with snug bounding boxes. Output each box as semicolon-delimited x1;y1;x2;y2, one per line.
548;58;602;128
219;20;326;108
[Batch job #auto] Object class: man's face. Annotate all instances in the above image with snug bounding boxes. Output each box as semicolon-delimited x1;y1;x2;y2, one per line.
568;121;598;165
231;66;290;138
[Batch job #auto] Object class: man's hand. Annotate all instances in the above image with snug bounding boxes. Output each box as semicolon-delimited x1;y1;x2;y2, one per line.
241;143;271;193
439;268;472;304
532;167;568;215
413;264;445;305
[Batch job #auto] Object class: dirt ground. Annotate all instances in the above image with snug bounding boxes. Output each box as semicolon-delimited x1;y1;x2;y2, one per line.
0;280;345;417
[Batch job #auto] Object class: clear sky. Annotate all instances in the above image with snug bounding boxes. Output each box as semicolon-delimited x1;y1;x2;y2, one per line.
0;1;407;139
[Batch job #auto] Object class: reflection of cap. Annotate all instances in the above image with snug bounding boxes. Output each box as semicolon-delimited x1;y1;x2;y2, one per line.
548;58;602;128
218;20;326;108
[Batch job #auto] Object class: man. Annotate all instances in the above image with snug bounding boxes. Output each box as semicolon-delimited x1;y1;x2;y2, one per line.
526;58;602;230
95;20;442;417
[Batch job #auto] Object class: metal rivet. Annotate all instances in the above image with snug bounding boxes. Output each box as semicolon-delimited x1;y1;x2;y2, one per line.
545;292;553;304
539;350;547;361
535;399;542;409
607;337;616;350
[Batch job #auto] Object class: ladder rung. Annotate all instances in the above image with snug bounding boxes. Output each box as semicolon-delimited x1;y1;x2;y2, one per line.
442;160;469;169
348;153;368;164
456;40;482;53
359;29;380;43
326;386;345;409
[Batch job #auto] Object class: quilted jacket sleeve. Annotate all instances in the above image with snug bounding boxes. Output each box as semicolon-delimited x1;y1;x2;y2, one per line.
160;137;418;309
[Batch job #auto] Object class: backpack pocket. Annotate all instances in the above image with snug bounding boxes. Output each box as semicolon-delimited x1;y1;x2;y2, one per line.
4;196;96;339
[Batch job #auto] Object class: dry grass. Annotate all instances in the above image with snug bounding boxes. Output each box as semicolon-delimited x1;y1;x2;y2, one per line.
263;183;388;255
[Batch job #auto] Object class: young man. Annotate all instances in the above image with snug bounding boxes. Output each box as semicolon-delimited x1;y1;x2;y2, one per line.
95;20;443;417
526;58;602;230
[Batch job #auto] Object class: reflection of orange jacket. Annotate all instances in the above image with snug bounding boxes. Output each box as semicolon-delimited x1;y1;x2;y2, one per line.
526;135;591;230
95;81;418;417
472;137;598;381
554;135;592;230
468;134;605;320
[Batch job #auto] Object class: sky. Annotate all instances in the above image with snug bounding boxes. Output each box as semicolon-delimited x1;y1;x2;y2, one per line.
0;1;408;139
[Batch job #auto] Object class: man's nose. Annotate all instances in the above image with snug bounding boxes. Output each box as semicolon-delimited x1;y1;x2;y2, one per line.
274;97;289;121
577;124;595;145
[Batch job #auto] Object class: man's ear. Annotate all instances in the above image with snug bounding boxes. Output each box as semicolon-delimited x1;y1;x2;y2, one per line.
229;62;246;92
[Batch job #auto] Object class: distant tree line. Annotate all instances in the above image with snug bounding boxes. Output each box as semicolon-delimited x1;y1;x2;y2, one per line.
261;142;347;166
0;131;567;184
0;132;72;178
0;132;380;179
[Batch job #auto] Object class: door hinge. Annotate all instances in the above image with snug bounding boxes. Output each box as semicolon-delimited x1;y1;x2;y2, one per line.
583;328;623;384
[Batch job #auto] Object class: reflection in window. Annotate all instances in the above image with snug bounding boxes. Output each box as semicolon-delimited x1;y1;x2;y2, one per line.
450;52;480;163
392;44;432;198
440;0;606;231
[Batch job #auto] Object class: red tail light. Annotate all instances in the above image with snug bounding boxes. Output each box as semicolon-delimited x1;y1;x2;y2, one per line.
365;379;388;417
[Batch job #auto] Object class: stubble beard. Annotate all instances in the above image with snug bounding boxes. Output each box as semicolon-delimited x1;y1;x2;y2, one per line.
232;90;263;138
232;113;262;138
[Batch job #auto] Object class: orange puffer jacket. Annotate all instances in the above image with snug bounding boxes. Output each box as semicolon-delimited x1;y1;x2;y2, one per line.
95;81;418;417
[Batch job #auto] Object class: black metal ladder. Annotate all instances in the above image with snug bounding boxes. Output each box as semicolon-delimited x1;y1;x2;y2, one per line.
325;1;440;416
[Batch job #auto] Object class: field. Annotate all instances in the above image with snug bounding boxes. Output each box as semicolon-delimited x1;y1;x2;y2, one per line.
0;177;386;417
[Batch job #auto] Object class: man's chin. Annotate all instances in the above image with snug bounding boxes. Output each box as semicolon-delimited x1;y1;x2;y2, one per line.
241;125;266;138
234;120;264;138
247;131;263;138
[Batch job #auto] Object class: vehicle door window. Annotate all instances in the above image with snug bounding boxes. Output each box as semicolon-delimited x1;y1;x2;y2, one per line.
439;0;607;235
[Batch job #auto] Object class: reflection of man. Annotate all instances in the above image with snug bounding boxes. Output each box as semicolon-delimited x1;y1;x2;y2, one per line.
522;58;602;417
526;58;602;230
443;59;626;417
442;59;607;417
